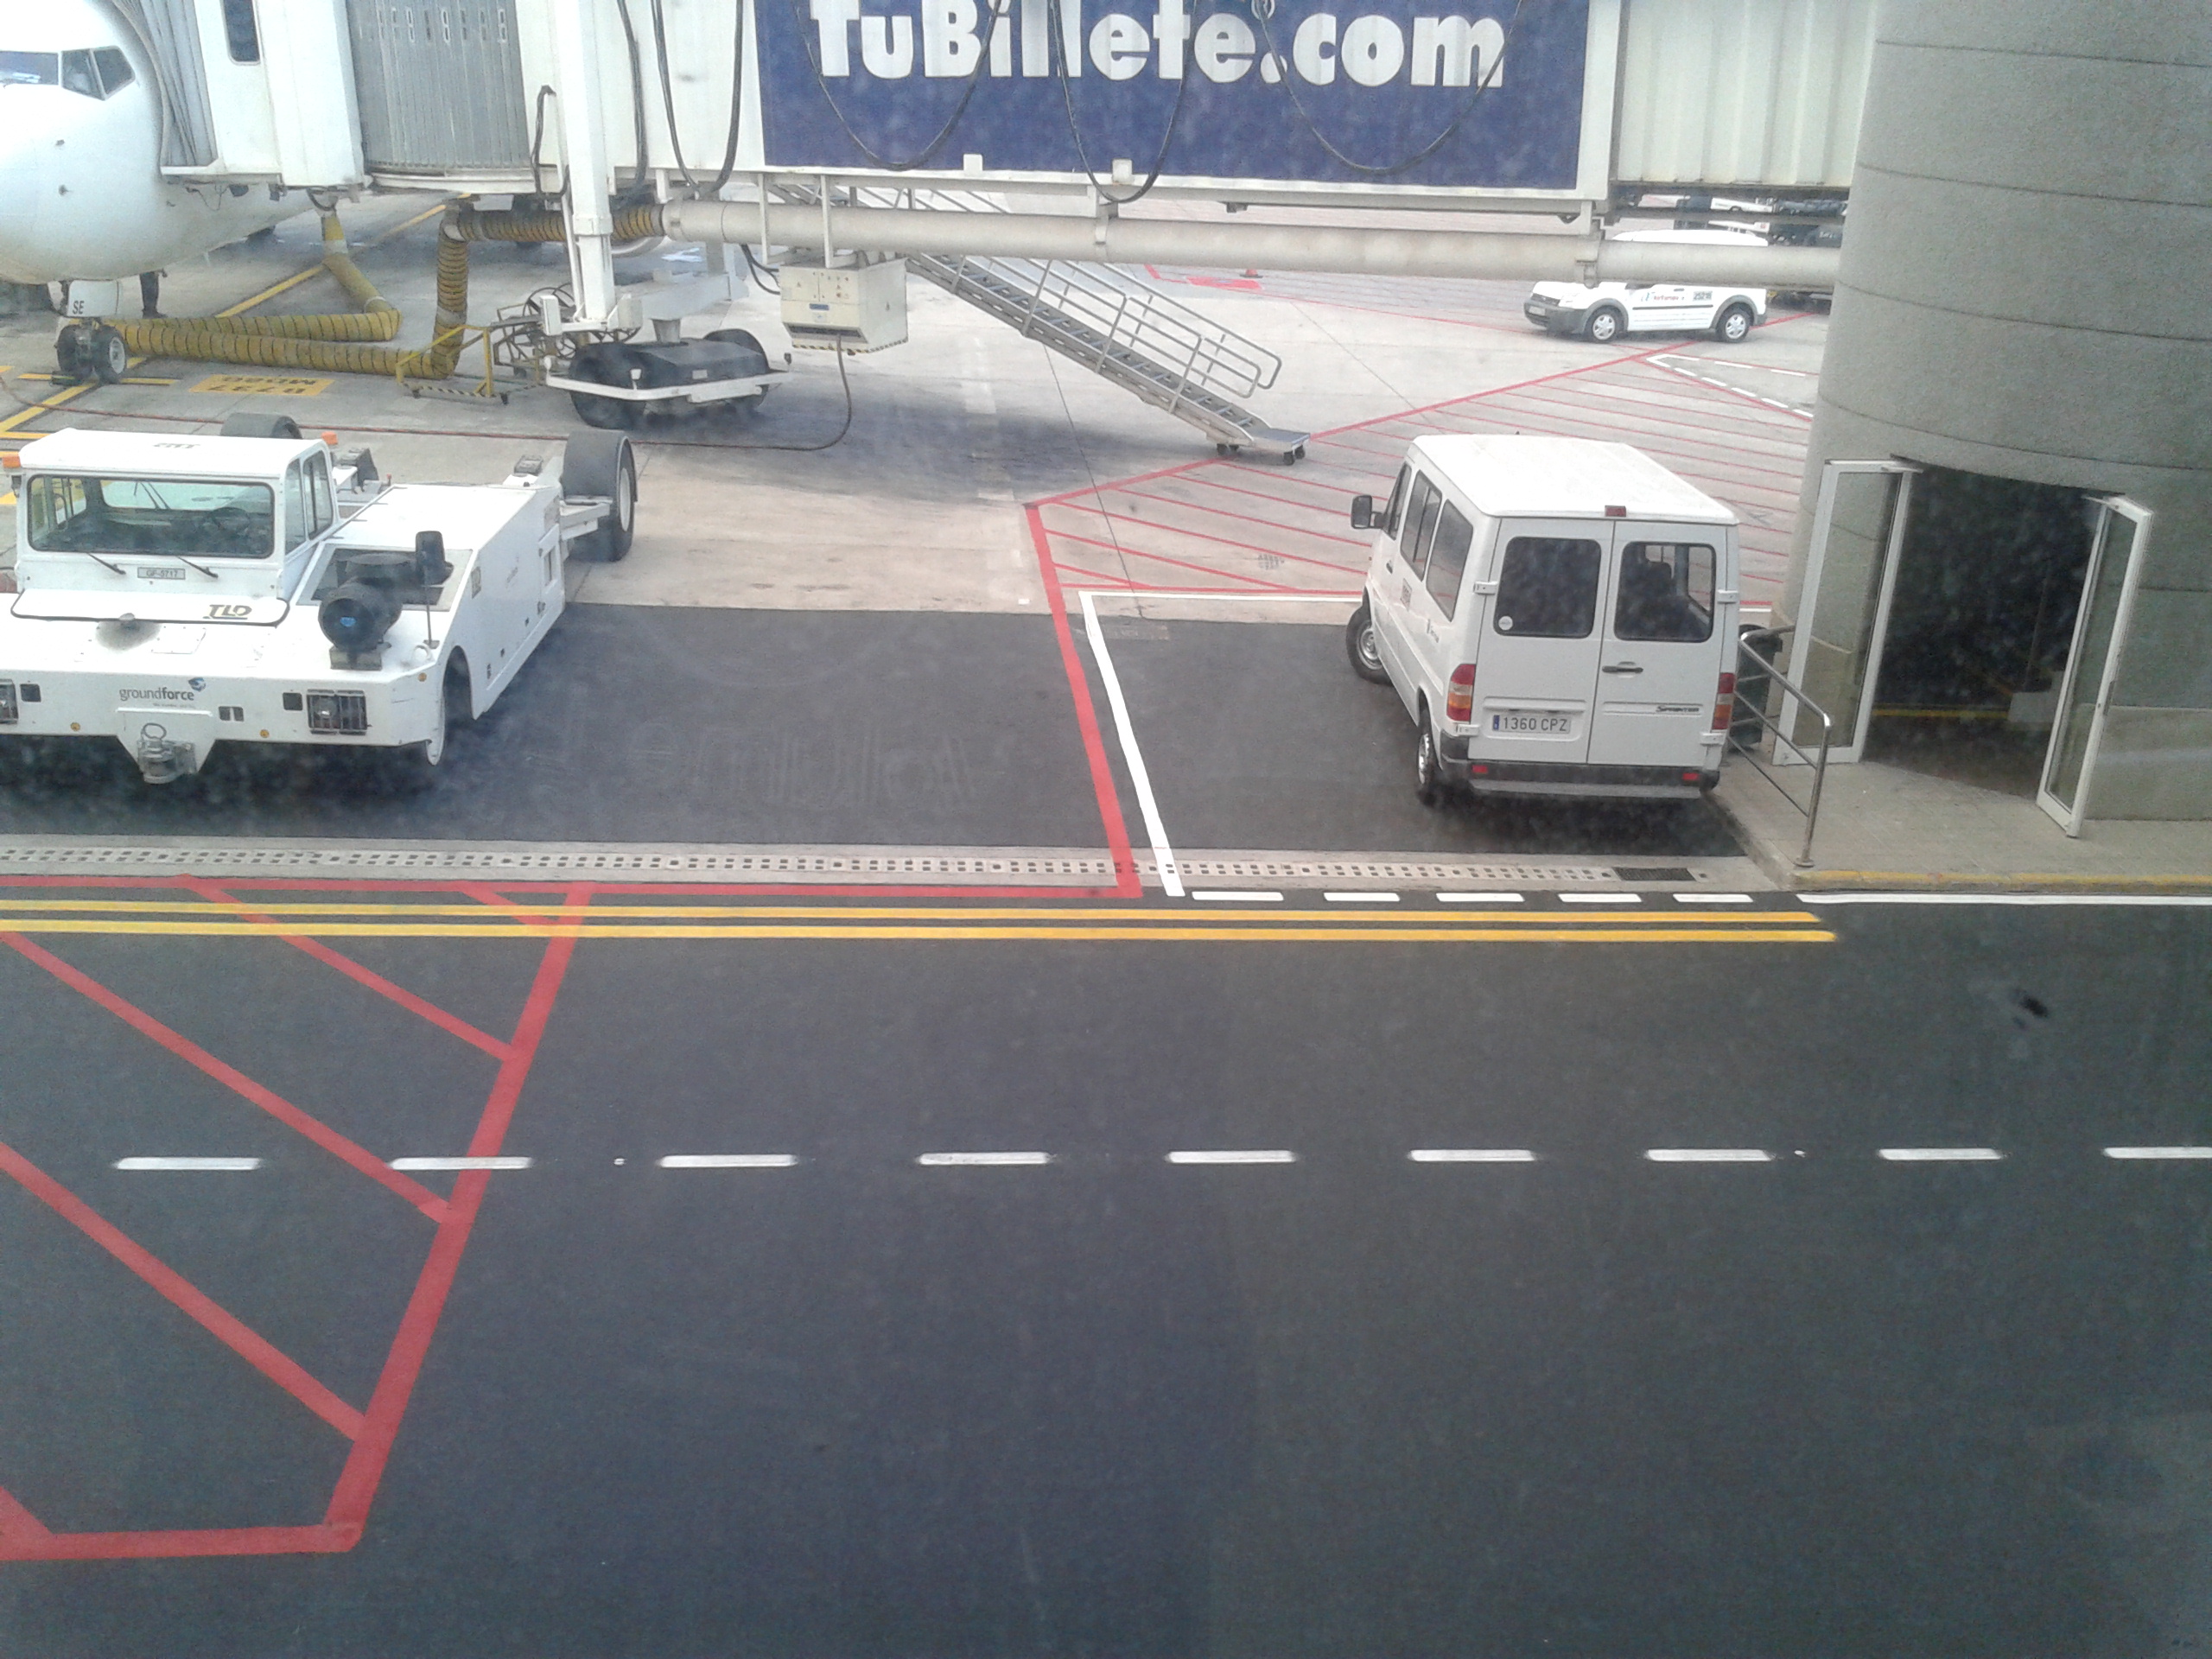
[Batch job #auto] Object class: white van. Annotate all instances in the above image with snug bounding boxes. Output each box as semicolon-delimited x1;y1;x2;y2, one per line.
1345;435;1739;804
1523;227;1770;344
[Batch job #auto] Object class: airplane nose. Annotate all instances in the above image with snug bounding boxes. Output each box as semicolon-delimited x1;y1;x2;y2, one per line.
0;127;48;284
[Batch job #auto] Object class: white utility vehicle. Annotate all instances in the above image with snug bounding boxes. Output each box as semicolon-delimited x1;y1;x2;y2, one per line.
1345;435;1739;804
0;414;637;785
1522;227;1770;344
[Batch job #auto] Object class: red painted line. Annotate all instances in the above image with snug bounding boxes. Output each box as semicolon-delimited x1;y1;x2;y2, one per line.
325;887;590;1537
1029;453;1216;509
1117;484;1371;548
0;1483;54;1543
1302;338;1681;442
1045;560;1146;588
0;935;449;1223
1044;526;1309;591
0;1522;352;1561
1028;506;1141;898
1083;508;1363;579
182;880;512;1062
1500;379;1810;466
0;1138;367;1440
1174;468;1364;522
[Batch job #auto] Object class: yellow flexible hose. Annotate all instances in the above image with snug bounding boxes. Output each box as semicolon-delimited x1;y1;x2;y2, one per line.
114;210;471;382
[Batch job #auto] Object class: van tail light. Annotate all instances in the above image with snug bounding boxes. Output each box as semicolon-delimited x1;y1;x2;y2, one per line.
1711;671;1736;730
1446;664;1476;723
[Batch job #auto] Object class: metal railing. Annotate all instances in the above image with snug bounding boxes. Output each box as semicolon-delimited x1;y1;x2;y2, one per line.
1727;631;1834;869
774;181;1291;445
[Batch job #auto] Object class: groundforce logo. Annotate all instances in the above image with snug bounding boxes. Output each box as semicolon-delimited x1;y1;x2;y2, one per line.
118;687;197;704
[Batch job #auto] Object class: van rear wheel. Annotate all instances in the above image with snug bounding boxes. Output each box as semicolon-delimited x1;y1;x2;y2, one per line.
1415;719;1446;807
1346;601;1389;683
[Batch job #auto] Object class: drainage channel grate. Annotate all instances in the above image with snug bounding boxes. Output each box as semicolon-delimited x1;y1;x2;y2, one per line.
0;842;1123;883
1136;853;1732;889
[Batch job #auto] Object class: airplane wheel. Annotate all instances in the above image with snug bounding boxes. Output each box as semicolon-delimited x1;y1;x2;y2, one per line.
54;324;86;380
89;325;128;384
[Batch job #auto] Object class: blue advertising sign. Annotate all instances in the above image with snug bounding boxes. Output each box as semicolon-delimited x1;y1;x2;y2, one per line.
755;0;1590;191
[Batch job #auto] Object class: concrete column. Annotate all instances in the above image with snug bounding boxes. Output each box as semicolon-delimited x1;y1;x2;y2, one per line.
1783;0;2212;817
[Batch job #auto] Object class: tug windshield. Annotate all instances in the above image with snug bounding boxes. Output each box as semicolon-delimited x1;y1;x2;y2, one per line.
25;474;276;559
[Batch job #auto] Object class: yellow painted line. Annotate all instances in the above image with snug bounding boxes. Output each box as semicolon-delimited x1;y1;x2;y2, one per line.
214;201;448;319
0;918;1834;943
0;200;448;438
0;373;96;435
18;373;177;386
0;899;1821;925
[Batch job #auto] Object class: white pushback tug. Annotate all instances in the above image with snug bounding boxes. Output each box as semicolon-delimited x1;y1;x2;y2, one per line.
0;414;637;785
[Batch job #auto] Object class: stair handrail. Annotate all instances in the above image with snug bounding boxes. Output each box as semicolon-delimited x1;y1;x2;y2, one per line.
1728;631;1833;869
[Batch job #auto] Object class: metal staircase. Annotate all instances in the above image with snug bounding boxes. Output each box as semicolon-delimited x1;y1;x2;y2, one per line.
782;184;1308;461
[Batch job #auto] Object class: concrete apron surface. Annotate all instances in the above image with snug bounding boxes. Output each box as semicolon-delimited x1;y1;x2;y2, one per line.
0;193;1826;622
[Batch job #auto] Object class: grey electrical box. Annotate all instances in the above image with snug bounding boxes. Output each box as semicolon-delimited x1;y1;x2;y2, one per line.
779;259;909;353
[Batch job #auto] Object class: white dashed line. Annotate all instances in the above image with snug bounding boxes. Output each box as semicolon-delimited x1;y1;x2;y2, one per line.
1646;1148;1772;1163
1878;1147;2004;1162
1409;1148;1537;1163
1192;890;1284;902
657;1154;799;1169
916;1151;1053;1166
1166;1149;1296;1165
1561;892;1640;904
1672;893;1754;904
389;1156;533;1171
2103;1147;2212;1160
1323;892;1401;903
1437;892;1525;904
114;1156;261;1172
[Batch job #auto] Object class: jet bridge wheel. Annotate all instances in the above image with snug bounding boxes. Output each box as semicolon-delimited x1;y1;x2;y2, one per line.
563;430;637;562
220;411;304;440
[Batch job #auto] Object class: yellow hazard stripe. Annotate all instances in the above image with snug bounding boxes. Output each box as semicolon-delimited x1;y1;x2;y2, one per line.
0;899;1821;926
0;918;1834;944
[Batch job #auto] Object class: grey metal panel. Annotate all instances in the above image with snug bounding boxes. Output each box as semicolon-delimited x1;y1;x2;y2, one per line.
1614;0;1874;188
106;0;218;167
345;1;531;173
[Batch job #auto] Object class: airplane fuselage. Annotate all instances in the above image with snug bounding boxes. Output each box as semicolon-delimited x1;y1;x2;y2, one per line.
0;0;293;286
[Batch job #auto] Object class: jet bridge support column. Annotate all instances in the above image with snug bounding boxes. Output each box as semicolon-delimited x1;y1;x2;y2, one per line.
547;0;620;329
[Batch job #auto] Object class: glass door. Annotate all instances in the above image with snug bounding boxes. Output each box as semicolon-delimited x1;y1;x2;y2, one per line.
2037;499;2152;836
1776;461;1916;765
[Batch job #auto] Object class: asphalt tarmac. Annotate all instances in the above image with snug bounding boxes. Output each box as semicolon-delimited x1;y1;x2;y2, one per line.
0;607;1742;862
3;894;2208;1656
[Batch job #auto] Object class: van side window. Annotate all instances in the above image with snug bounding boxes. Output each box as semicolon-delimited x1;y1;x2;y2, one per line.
1495;537;1602;638
1614;542;1715;642
1401;474;1443;579
1424;503;1475;619
283;463;308;552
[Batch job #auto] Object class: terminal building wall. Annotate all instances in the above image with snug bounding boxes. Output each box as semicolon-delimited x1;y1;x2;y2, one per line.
1783;0;2212;819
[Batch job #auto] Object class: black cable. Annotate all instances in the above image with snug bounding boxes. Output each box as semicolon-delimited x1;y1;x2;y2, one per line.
527;86;571;198
741;243;780;295
1045;0;1189;206
1248;0;1527;177
648;0;744;195
609;0;654;198
784;0;1002;170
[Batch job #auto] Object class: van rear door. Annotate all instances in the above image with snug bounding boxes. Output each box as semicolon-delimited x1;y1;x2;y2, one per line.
1465;523;1613;765
1586;529;1728;769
